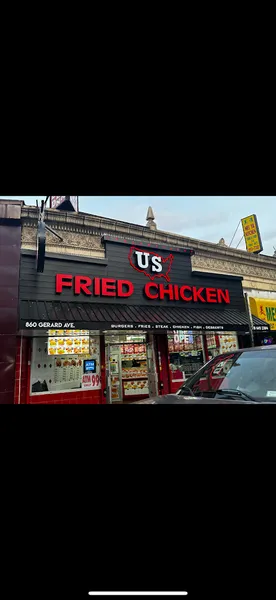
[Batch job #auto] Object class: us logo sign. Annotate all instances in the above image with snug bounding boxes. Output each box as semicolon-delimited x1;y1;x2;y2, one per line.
128;246;174;283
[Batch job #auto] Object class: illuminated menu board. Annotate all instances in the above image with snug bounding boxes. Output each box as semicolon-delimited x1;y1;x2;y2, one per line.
47;330;90;356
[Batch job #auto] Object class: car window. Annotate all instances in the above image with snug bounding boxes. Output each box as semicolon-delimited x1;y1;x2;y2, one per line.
180;350;276;400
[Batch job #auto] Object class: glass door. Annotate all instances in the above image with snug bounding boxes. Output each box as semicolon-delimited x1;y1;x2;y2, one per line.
105;344;122;403
105;333;151;402
146;339;158;398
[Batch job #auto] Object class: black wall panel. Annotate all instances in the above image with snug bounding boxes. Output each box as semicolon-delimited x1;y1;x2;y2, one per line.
0;222;21;404
19;240;245;313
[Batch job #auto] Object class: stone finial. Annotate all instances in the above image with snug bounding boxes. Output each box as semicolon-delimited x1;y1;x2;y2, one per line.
218;238;227;247
146;206;157;230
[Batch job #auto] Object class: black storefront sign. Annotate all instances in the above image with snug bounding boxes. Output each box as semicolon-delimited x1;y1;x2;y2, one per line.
20;321;269;331
20;320;269;332
18;236;270;332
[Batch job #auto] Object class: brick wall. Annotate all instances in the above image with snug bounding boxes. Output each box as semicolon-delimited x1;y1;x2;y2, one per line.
15;335;104;404
14;336;105;404
13;330;107;405
28;389;103;404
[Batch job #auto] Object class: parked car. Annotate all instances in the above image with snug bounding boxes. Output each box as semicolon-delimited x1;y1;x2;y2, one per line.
134;345;276;404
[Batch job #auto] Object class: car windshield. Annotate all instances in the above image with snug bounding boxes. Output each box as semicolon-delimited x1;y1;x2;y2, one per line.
179;350;276;400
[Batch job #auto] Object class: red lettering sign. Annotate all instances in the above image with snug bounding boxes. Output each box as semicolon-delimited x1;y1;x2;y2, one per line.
101;278;116;297
180;286;192;301
159;284;174;300
174;285;180;300
94;278;101;296
206;288;218;303
55;274;231;306
56;274;73;293
192;287;206;303
117;280;134;298
82;373;101;389
57;275;135;299
75;276;92;295
144;283;159;299
217;289;230;304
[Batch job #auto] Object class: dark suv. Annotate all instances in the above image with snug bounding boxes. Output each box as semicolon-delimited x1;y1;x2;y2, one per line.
136;345;276;404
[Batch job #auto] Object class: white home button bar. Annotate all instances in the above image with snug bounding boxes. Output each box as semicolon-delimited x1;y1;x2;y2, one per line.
88;594;188;597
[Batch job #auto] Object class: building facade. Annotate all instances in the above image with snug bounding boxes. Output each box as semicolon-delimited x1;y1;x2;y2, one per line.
1;200;275;404
21;204;276;339
21;205;276;294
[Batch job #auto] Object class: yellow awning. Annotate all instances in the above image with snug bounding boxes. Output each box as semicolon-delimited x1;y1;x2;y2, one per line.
249;297;276;331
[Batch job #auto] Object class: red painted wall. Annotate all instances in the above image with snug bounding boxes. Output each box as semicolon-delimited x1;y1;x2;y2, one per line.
15;336;106;404
155;334;171;395
14;332;173;403
170;377;183;394
28;389;102;405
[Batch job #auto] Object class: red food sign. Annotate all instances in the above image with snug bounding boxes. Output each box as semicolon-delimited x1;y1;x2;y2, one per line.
82;373;101;389
55;274;231;304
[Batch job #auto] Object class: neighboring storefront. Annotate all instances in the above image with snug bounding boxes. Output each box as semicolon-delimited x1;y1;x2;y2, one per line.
249;297;276;346
15;235;268;404
0;200;23;404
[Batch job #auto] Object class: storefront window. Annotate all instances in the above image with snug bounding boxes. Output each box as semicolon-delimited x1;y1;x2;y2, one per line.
30;330;101;395
168;332;204;387
168;331;240;387
205;333;219;360
217;333;239;356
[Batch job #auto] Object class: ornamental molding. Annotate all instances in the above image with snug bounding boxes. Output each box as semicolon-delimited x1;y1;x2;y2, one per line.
21;225;102;251
21;207;276;271
22;218;103;238
192;255;276;281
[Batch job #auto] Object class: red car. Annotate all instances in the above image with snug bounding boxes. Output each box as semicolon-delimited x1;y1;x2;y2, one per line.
135;345;276;404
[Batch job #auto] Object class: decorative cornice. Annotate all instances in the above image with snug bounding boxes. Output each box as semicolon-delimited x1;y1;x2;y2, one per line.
22;218;103;238
21;205;276;271
192;255;276;281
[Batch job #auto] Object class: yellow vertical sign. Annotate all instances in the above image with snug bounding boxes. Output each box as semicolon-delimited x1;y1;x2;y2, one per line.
241;214;263;254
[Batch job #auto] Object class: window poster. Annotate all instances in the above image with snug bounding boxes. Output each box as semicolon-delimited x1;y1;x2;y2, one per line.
31;334;101;395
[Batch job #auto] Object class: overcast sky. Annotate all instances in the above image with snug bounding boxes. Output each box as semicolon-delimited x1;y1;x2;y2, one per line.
2;196;275;257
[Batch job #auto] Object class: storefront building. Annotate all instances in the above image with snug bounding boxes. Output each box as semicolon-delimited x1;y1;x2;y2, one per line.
16;235;268;404
2;199;276;404
248;296;276;345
